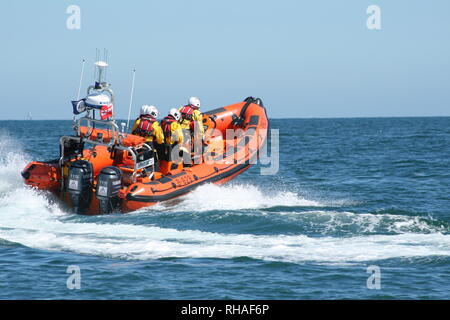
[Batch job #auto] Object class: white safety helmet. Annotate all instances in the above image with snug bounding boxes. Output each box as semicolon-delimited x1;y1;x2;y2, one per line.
147;105;159;118
140;104;158;118
140;105;150;116
169;108;181;121
188;96;201;109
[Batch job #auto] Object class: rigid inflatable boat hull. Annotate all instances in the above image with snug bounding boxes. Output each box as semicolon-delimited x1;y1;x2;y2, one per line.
22;98;268;214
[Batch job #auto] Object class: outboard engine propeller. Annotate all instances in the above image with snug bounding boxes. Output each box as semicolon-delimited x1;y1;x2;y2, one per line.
95;166;122;214
67;160;93;214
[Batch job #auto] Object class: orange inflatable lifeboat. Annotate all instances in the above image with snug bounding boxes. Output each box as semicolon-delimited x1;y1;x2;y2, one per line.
21;61;268;214
22;97;268;214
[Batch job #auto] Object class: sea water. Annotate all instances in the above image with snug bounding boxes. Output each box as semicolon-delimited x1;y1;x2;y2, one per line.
0;118;449;299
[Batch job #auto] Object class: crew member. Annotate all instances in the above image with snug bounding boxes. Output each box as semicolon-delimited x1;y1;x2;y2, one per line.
159;108;184;173
131;105;164;145
131;105;164;172
161;108;183;146
179;96;204;138
179;97;204;163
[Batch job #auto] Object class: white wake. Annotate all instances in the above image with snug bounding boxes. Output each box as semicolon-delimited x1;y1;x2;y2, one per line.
0;133;449;264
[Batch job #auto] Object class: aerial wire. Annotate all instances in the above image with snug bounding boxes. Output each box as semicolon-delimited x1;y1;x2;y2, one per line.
126;68;136;131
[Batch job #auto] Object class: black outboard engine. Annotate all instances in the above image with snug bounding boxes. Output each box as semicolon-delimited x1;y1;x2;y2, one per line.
95;166;122;214
67;160;93;214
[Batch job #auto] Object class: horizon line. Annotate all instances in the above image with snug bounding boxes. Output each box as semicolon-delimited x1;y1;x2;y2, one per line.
2;115;450;121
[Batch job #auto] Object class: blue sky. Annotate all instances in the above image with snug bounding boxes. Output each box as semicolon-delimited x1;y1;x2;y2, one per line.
0;0;449;119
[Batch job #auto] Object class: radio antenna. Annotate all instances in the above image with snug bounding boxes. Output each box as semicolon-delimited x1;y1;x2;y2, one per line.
94;48;100;81
126;68;136;131
103;48;108;80
76;59;86;100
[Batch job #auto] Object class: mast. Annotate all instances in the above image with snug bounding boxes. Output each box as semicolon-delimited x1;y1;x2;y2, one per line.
126;69;136;131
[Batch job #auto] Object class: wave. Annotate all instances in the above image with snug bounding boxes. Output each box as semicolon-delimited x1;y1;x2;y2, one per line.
0;133;30;194
0;185;448;263
1;133;449;264
269;210;449;235
150;183;324;212
1;214;449;263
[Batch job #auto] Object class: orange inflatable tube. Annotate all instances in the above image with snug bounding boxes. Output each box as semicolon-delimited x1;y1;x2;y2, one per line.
21;97;269;214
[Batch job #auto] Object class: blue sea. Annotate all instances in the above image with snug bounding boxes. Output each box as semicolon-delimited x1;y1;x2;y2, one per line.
0;118;449;299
